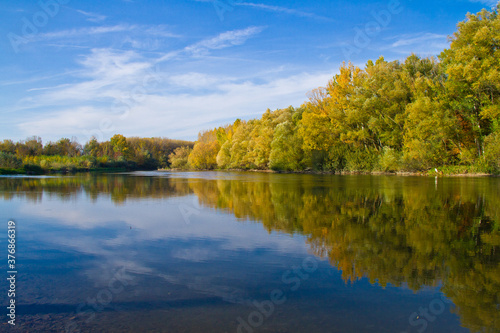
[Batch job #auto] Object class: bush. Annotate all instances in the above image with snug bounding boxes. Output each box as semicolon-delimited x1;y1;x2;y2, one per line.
0;152;23;169
379;147;401;172
23;164;43;174
344;148;378;172
484;132;500;173
323;145;347;171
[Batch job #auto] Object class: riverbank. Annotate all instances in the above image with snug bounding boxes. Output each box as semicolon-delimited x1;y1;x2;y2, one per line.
0;167;129;175
160;168;498;177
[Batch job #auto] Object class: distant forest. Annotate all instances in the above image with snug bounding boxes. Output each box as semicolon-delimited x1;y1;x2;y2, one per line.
0;136;193;174
1;6;499;175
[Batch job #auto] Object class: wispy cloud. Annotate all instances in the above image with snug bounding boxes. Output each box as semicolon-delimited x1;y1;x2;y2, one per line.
15;43;331;142
155;26;265;62
468;0;498;8
10;21;326;142
0;71;79;87
21;24;180;46
236;2;332;21
391;33;447;48
379;32;450;56
38;25;132;40
18;71;332;142
76;9;107;22
184;26;265;56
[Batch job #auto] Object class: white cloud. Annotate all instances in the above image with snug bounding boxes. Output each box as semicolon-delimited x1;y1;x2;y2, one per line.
391;33;447;48
468;0;498;7
384;32;449;56
17;70;332;142
168;72;224;88
22;24;179;45
13;25;332;142
237;2;331;21
184;26;265;56
38;24;133;40
76;9;107;22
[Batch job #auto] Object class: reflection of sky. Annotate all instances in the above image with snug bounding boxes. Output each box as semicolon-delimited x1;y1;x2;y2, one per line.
0;173;469;333
0;182;314;302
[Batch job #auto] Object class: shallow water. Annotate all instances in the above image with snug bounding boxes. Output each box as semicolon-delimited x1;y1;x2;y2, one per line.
0;172;498;332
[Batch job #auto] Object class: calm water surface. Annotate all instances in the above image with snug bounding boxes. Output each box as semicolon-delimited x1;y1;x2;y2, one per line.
0;172;498;333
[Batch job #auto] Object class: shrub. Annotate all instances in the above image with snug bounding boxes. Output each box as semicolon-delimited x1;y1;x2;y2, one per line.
484;132;500;173
344;148;378;172
0;152;23;169
379;147;401;172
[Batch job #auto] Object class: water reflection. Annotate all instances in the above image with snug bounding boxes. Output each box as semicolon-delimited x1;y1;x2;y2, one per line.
0;173;498;332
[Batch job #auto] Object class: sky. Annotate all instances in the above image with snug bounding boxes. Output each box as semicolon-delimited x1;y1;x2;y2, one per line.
0;0;498;144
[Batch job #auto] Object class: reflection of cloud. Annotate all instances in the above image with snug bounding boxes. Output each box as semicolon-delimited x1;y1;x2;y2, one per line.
83;260;151;288
16;193;309;252
158;273;249;304
171;248;217;262
5;174;312;296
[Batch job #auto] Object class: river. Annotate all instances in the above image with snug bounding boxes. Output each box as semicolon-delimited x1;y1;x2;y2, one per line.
0;172;498;332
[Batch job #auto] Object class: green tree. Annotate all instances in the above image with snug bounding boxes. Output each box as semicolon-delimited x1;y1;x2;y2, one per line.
0;152;23;169
440;5;500;160
110;134;130;159
269;121;304;171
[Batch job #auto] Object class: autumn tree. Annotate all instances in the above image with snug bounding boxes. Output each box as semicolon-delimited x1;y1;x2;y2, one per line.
168;146;192;169
110;134;131;160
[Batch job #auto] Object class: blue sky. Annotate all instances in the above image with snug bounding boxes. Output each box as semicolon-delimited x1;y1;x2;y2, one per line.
1;0;498;143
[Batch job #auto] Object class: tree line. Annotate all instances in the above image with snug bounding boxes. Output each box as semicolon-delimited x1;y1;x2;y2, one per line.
0;135;193;174
173;6;500;174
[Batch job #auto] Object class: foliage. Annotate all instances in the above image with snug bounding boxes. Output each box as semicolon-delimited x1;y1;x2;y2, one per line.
188;141;219;170
185;6;500;175
483;131;500;172
440;7;500;160
269;121;304;171
168;146;192;169
0;152;23;169
378;147;401;172
0;135;194;174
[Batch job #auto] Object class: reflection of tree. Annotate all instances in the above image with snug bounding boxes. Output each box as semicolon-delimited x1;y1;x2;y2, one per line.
0;174;193;204
0;174;498;331
188;175;500;333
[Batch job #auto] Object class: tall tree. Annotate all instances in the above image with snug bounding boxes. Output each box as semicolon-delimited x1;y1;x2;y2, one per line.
440;5;500;159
